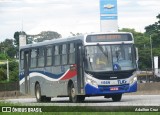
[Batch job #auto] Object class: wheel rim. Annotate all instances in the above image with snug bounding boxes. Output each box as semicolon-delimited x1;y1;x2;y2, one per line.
36;86;40;100
71;87;76;99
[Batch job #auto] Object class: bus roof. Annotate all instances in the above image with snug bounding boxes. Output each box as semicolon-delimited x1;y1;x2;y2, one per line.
19;35;84;49
19;32;133;50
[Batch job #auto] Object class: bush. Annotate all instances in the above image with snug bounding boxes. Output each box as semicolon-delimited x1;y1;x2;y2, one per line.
9;61;19;82
0;68;6;81
0;60;19;82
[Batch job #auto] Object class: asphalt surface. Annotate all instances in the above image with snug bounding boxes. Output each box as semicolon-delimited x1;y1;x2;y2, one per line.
2;95;160;106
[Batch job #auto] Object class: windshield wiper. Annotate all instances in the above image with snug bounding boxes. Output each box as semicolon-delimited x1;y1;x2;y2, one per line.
97;43;108;58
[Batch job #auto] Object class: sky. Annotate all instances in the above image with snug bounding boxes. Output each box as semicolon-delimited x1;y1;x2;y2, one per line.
0;0;160;41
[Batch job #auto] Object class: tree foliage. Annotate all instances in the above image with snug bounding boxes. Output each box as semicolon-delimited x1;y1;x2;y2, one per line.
0;60;19;82
0;39;16;59
13;31;20;47
0;38;18;82
14;31;26;48
0;68;6;81
31;31;62;42
145;14;160;68
70;32;83;36
120;14;160;70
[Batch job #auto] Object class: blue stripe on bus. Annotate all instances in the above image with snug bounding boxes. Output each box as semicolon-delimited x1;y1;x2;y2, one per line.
19;70;64;81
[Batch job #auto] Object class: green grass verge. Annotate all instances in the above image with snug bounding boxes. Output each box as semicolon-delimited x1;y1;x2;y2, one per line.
0;112;160;115
0;101;159;114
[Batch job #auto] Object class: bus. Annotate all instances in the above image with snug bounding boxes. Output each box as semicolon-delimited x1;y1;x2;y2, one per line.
19;32;138;103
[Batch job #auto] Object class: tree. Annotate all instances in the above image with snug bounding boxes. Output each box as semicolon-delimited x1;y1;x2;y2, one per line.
14;31;26;47
145;14;160;47
13;31;20;47
32;31;62;42
0;54;8;60
9;61;19;82
0;68;6;81
145;14;160;35
70;32;82;36
145;14;160;65
0;39;16;58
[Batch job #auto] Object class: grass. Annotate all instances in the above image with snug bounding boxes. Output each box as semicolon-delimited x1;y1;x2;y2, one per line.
0;101;159;115
0;112;160;115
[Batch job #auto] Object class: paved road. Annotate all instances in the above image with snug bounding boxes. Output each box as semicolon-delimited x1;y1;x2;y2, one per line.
2;95;160;106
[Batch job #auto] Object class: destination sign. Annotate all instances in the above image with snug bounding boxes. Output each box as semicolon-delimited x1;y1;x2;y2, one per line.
86;34;132;42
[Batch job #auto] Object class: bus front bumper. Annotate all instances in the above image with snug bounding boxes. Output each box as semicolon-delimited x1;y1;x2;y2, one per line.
85;82;137;95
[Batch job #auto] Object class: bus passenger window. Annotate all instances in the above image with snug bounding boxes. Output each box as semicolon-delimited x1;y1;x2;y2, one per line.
54;45;60;65
37;48;44;67
69;43;75;64
30;49;37;68
46;47;52;66
62;44;67;65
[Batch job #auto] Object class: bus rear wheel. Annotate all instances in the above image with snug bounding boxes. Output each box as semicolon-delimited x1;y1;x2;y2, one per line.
112;94;122;102
69;83;85;103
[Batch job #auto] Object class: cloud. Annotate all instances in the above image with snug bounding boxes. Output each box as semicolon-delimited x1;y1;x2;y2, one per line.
0;0;159;41
119;16;158;32
23;0;47;4
137;0;160;6
118;0;131;6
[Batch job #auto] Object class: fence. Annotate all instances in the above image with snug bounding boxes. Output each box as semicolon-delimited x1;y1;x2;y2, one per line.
136;69;160;83
0;82;19;91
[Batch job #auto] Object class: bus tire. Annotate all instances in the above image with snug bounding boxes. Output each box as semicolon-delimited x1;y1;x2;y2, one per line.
112;94;122;102
69;83;84;103
45;97;51;102
35;83;45;102
79;96;85;102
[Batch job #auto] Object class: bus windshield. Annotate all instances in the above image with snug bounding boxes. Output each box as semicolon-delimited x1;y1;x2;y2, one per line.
85;44;136;72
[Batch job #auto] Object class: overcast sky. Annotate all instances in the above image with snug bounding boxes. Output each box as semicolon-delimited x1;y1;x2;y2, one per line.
0;0;160;41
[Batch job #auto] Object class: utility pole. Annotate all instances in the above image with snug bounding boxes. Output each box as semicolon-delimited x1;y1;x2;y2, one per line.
150;35;154;79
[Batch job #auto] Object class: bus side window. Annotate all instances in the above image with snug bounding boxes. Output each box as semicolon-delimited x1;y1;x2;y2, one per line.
69;43;75;64
54;45;60;66
30;49;37;68
20;50;24;70
62;44;67;65
46;46;52;66
37;47;44;67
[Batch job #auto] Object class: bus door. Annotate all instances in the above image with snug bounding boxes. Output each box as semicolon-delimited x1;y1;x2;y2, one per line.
24;50;30;94
76;43;85;95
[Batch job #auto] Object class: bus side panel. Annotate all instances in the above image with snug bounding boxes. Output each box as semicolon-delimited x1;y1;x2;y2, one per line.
29;65;74;97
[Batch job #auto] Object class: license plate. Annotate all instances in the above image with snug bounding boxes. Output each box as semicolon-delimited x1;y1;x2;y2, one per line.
110;87;119;91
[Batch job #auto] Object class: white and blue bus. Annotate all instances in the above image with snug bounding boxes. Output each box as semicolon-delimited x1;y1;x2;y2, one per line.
19;32;138;102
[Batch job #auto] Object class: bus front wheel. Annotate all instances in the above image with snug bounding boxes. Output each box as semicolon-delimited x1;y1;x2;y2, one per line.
69;83;85;103
112;94;122;102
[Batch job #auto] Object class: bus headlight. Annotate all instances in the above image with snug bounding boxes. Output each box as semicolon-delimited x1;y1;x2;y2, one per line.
86;77;98;88
130;76;137;85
